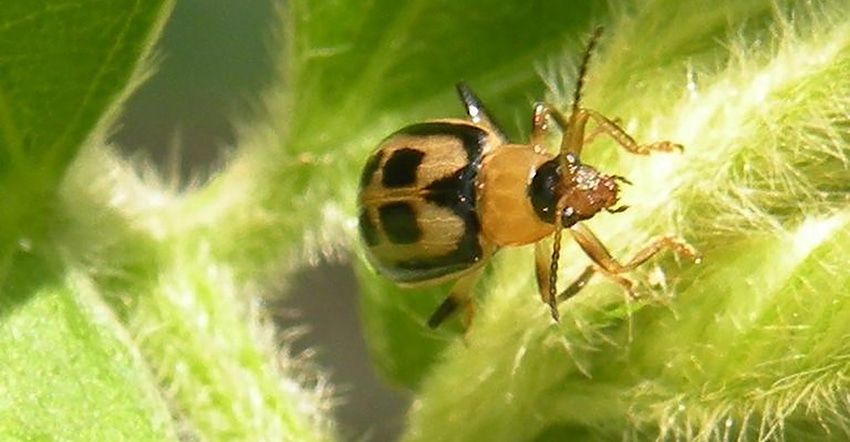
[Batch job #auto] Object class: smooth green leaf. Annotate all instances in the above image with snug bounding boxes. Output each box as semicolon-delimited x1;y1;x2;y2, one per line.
0;0;168;171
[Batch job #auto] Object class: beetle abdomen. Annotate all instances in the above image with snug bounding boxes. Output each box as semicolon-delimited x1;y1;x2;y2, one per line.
358;121;497;284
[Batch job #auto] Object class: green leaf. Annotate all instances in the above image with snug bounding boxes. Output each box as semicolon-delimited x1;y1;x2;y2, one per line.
0;0;171;262
0;265;176;441
0;0;168;171
0;1;179;439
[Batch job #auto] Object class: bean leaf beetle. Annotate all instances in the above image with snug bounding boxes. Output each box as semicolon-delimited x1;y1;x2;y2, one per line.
358;28;700;330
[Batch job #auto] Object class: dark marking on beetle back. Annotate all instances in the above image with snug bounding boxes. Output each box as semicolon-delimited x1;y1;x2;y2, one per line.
385;124;487;281
359;209;380;247
424;167;473;209
392;225;482;280
390;164;483;280
382;148;424;188
360;150;384;189
364;121;489;283
378;202;422;244
396;122;486;163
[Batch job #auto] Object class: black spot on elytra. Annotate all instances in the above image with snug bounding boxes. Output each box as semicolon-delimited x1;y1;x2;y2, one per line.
358;210;379;247
381;148;424;188
424;167;469;209
387;164;483;281
378;202;422;244
424;165;481;244
359;150;384;189
365;121;489;283
392;221;482;281
396;122;486;162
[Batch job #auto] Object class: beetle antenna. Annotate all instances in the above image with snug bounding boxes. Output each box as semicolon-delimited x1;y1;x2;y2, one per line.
571;26;604;117
548;225;563;321
547;198;570;322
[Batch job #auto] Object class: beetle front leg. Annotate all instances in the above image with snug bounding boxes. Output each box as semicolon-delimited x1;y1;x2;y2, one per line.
581;109;683;155
583;117;622;144
529;103;550;149
530;102;571;149
568;223;701;296
533;231;567;322
535;244;613;317
534;240;563;321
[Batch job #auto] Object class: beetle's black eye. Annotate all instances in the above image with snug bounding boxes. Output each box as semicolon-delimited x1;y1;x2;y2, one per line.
529;159;560;223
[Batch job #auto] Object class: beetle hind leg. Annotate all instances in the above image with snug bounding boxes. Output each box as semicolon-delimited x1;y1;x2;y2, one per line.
455;82;508;142
427;268;482;330
427;297;461;329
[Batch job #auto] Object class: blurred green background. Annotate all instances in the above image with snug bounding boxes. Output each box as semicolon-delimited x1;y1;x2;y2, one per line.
114;1;409;439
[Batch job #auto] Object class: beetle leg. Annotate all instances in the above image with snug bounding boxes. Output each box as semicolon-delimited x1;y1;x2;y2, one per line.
534;241;553;303
577;109;683;155
557;265;597;302
532;106;639;158
456;82;509;143
530;102;571;149
529;102;551;148
568;223;701;295
583;117;622;144
536;244;627;316
427;268;483;330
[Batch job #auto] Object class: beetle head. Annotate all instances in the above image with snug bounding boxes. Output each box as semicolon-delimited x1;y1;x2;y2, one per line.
530;155;626;228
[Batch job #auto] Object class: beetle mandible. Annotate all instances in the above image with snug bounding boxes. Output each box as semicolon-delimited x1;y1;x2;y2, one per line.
358;27;700;330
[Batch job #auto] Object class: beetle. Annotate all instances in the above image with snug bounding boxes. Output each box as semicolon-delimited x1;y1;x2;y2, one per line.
358;27;700;330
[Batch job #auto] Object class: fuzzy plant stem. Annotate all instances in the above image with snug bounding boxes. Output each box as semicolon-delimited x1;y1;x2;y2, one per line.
398;3;850;441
